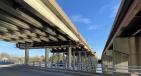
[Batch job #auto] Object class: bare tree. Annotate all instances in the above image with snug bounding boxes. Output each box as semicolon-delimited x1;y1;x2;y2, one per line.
0;52;10;59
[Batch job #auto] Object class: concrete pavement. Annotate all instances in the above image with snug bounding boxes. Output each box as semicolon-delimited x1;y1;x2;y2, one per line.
0;65;111;76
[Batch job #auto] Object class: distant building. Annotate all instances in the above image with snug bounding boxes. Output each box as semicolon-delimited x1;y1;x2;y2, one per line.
0;57;9;62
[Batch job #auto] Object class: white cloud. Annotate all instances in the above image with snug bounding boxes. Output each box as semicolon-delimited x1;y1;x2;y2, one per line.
88;26;97;30
99;2;120;18
71;15;101;31
71;15;92;24
109;3;120;18
99;4;110;14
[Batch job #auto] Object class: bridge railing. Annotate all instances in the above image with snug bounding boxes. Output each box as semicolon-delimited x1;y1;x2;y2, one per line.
97;65;141;75
28;62;141;75
28;61;98;72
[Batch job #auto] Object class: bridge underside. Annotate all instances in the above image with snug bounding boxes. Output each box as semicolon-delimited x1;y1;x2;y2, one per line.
0;0;95;53
0;0;93;50
0;0;96;71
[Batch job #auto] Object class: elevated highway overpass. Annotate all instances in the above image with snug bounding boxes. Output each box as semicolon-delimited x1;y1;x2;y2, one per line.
102;0;141;75
0;0;97;72
0;0;138;76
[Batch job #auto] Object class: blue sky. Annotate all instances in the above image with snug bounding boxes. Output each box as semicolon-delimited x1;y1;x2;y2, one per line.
0;0;121;58
0;41;45;57
57;0;121;58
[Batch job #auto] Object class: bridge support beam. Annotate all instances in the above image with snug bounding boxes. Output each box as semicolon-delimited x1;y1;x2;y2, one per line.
25;48;29;65
45;48;49;68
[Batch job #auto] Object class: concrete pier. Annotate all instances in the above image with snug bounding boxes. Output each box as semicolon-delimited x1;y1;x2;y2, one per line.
45;48;49;67
68;46;72;69
25;48;29;65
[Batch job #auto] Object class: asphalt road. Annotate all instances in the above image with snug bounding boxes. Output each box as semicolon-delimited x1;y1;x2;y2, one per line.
0;65;111;76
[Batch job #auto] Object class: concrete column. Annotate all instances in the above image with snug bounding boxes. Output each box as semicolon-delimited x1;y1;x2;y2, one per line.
51;52;54;68
73;51;75;69
68;46;72;69
78;51;82;70
112;50;116;73
113;37;129;73
78;51;81;63
88;55;92;71
128;37;140;76
84;51;88;71
136;37;141;66
136;37;141;76
75;54;78;66
81;52;85;71
62;52;65;69
45;48;49;68
57;53;60;64
113;37;141;75
25;48;29;65
128;37;137;66
65;54;68;69
63;52;65;62
57;53;60;68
